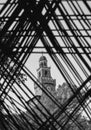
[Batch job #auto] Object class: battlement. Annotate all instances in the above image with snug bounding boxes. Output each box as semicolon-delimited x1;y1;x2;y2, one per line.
41;77;56;86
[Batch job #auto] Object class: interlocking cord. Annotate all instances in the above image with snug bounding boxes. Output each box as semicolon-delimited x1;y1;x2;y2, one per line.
0;0;91;130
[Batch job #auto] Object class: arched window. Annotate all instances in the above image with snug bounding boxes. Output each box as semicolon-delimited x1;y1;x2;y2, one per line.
45;70;48;76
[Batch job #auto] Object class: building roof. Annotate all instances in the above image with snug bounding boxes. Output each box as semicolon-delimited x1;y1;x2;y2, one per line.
39;55;47;62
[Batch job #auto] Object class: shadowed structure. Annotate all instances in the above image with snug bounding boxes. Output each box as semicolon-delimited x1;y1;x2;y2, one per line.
0;0;91;130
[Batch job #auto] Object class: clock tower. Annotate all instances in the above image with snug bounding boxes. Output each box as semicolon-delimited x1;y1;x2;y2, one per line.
34;55;56;96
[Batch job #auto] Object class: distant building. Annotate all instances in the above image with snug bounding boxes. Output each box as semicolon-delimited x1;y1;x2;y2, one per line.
34;55;56;96
28;55;72;112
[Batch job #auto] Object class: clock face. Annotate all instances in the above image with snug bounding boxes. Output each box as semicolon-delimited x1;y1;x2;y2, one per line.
47;87;51;91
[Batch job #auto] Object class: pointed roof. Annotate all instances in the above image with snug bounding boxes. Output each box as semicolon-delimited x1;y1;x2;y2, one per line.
39;55;47;62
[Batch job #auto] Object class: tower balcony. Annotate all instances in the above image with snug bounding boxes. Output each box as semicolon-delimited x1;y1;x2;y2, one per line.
40;77;56;86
